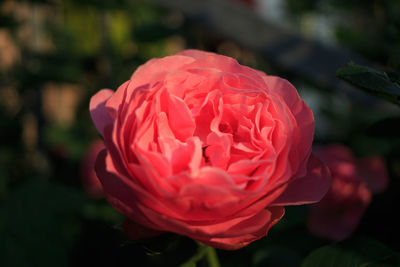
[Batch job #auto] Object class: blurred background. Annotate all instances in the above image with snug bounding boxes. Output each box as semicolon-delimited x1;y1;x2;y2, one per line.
0;0;399;266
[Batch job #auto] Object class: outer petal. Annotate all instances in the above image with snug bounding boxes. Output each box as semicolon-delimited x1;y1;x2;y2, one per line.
314;144;355;171
133;205;275;239
177;49;216;60
95;148;179;220
130;55;195;87
199;207;285;250
89;89;114;137
105;56;197;120
307;177;371;241
261;75;315;174
357;156;388;194
182;52;266;86
271;154;331;206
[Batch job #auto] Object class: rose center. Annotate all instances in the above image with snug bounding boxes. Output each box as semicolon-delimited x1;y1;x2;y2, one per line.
219;121;233;134
202;146;210;163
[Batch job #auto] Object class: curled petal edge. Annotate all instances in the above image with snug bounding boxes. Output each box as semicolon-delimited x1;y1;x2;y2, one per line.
271;154;332;206
89;89;115;137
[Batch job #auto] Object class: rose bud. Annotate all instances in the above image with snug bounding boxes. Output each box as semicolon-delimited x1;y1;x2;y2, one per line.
308;144;388;241
81;140;105;199
90;50;331;249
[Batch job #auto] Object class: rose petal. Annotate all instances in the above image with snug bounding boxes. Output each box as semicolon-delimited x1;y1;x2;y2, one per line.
183;53;265;86
271;154;331;206
199;207;285;250
131;201;283;241
262;75;314;169
205;132;231;169
89;89;114;136
314;144;355;170
177;49;216;60
168;94;196;141
307;178;371;241
96;149;187;220
130;55;195;88
357;156;388;194
104;81;131;120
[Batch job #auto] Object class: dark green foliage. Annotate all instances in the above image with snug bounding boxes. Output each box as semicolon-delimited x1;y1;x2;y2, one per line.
336;62;400;105
133;23;181;42
302;237;400;267
0;180;87;267
13;52;83;88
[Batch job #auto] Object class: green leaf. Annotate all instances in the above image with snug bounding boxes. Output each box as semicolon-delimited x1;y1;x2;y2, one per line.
178;243;216;267
301;237;400;267
336;62;400;106
180;262;196;267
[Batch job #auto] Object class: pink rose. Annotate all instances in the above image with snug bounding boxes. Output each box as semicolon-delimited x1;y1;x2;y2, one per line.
90;50;331;249
308;144;388;241
81;140;105;199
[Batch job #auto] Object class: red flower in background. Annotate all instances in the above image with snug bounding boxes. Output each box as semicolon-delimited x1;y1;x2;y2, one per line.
308;144;388;241
81;140;105;199
90;49;331;249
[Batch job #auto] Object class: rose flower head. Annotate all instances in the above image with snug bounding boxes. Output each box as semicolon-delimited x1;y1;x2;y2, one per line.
308;144;388;241
90;50;331;249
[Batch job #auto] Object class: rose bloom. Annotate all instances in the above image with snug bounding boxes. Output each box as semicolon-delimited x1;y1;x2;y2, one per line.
308;144;388;241
90;50;331;249
81;140;105;199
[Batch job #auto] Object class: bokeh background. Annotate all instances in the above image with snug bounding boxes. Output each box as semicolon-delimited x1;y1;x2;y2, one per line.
1;0;399;266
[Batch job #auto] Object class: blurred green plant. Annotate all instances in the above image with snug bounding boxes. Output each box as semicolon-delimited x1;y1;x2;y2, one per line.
0;180;87;267
336;62;400;106
302;237;400;267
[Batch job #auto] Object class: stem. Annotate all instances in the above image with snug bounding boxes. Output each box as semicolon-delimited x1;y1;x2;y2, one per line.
190;244;209;263
205;246;221;267
180;243;221;267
